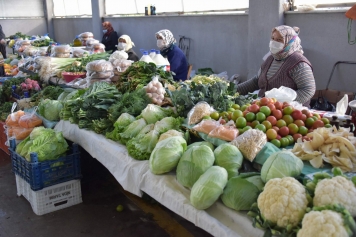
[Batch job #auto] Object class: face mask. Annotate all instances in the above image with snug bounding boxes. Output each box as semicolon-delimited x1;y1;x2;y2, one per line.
157;39;165;49
118;42;127;50
269;40;284;54
103;29;107;34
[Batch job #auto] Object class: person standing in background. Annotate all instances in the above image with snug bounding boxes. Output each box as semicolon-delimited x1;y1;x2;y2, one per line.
101;21;118;53
118;35;139;62
0;24;7;76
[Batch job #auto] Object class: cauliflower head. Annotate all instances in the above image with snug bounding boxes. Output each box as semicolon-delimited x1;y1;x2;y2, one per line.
297;210;349;237
257;177;308;228
313;176;356;216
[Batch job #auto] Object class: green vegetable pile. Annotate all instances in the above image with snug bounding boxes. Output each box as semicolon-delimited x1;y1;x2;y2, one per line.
167;80;256;117
31;38;52;47
116;61;174;93
30;86;64;105
60;82;120;134
0;102;14;121
0;77;26;103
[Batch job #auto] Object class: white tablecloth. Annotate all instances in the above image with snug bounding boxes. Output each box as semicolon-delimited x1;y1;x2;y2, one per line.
55;120;264;237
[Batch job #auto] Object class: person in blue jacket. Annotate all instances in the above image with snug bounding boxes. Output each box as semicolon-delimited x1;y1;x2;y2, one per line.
155;29;188;81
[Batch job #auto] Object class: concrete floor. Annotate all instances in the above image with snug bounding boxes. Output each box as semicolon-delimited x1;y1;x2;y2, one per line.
0;147;212;237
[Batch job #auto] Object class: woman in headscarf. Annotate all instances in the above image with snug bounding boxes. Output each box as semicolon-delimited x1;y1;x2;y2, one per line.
101;21;119;53
236;25;316;106
156;29;188;81
117;35;139;62
0;24;6;76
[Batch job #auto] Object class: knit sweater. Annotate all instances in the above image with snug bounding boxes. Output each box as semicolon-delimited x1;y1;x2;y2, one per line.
236;52;315;105
166;45;188;81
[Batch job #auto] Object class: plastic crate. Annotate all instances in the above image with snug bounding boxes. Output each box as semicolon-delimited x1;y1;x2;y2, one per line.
10;139;82;191
15;174;82;215
0;121;9;155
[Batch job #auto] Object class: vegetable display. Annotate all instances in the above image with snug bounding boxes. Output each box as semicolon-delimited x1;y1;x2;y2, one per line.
176;145;215;189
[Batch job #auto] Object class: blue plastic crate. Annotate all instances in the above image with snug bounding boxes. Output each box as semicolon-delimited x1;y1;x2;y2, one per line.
9;139;81;191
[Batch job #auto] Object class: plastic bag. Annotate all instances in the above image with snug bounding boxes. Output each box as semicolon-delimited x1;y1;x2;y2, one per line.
187;102;215;125
193;119;220;134
109;50;129;62
23;46;39;57
112;59;133;72
90;43;106;54
265;86;297;103
85;39;99;49
72;48;88;58
79;32;94;40
7;126;33;140
212;71;228;81
86;60;114;79
5;103;24;127
208;122;238;141
53;45;71;54
311;96;335;112
230;129;267;162
18;107;43;128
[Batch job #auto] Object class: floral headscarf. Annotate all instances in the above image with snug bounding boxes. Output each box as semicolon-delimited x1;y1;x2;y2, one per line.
118;35;135;51
271;25;304;60
155;29;176;50
102;21;114;36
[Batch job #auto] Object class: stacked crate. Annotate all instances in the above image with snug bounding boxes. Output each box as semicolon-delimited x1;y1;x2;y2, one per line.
9;139;82;215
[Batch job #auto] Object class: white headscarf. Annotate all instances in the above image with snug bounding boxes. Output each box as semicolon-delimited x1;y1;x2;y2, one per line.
118;34;135;51
155;29;176;50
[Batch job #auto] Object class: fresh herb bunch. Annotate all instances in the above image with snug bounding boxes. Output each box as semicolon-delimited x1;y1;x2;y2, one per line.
0;77;26;102
32;38;52;47
64;61;85;73
107;88;151;123
116;61;174;93
30;86;64;104
7;32;30;40
167;81;255;118
0;102;14;121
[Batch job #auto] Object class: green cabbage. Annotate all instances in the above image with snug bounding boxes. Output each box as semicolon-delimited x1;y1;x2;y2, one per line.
15;136;30;155
127;129;159;160
21;140;33;159
176;145;215;189
38;99;63;121
214;143;243;179
190;166;228;210
149;136;187;175
106;113;136;141
30;126;47;140
26;129;68;162
153;117;183;134
221;173;264;211
140;104;175;124
187;141;214;151
261;150;304;183
118;118;147;145
158;129;184;142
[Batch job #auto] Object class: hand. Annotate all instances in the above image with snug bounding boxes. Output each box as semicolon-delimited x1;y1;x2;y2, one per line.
0;39;5;45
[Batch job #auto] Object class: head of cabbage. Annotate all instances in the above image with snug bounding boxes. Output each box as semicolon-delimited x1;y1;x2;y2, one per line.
261;150;304;183
38;99;63;121
221;173;264;211
187;141;214;151
190;166;228;210
214;143;243;179
176;145;215;189
149;136;187;175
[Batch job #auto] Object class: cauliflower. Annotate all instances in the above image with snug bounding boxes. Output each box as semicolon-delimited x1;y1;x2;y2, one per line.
297;210;349;237
313;176;356;216
257;177;308;228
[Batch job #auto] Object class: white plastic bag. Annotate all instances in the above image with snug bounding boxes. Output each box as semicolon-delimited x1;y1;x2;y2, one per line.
265;86;297;103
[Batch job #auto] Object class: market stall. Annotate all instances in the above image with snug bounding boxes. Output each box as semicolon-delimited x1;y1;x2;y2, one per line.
54;120;264;237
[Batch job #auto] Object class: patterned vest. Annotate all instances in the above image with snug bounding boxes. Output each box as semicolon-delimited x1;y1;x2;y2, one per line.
258;52;313;98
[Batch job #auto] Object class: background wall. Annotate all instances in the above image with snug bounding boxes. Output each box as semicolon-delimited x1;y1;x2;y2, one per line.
1;0;356;92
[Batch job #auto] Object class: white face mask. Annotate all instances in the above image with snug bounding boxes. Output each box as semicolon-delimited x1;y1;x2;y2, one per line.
118;42;127;50
157;39;165;49
269;40;284;54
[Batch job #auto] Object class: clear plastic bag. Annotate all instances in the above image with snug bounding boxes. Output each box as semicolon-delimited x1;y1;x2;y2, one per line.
79;32;94;39
193;119;220;134
90;43;106;54
230;129;267;162
53;45;71;54
109;50;129;62
72;48;88;58
5;103;24;127
7;126;34;140
112;59;133;72
23;46;40;57
86;60;113;72
18;107;43;128
85;39;100;49
187;102;215;125
265;86;297;103
208;121;238;141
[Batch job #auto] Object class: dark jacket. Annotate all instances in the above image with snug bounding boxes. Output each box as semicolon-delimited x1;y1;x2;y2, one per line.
101;31;119;53
126;48;139;62
165;45;188;81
